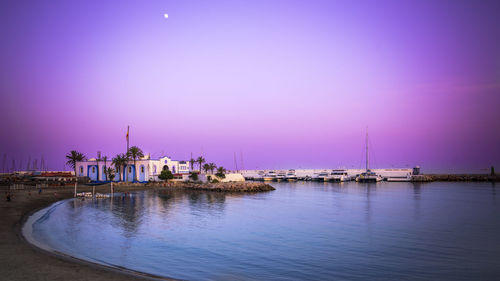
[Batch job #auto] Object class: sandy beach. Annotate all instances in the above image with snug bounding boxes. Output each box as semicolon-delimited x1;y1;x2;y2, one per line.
0;184;172;281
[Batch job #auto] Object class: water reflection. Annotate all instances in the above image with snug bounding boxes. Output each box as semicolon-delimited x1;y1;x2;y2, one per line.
32;182;500;281
491;181;496;204
412;183;422;220
362;183;376;223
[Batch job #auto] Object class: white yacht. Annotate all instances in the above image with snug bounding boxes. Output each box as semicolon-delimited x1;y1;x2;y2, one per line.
254;170;265;181
317;171;330;182
276;171;286;181
263;171;277;181
286;169;298;181
329;169;350;182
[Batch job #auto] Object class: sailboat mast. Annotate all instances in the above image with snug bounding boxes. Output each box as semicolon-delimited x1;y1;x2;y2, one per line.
233;152;238;172
365;128;369;171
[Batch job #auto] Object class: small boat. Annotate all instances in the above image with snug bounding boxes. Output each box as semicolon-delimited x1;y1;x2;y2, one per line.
317;171;330;182
263;171;277;181
276;171;286;181
329;169;350;182
95;193;110;198
286;169;298;181
303;176;313;181
356;170;383;182
253;171;265;181
76;191;110;198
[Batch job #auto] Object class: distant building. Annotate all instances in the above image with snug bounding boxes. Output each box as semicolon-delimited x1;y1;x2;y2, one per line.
413;166;420;175
75;155;191;182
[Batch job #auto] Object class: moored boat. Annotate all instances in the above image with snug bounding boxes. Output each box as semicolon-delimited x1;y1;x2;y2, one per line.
263;171;277;181
317;171;330;182
286;169;298;181
355;129;383;183
329;169;350;182
356;170;383;182
276;171;286;181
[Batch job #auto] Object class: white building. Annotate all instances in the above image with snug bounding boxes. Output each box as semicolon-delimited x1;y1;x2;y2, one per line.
75;155;191;182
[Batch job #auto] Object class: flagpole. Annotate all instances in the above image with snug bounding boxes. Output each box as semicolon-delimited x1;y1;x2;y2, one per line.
126;125;130;182
127;125;130;153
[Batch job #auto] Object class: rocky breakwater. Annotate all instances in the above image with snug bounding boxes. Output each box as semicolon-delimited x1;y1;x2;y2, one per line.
412;174;499;182
182;181;276;192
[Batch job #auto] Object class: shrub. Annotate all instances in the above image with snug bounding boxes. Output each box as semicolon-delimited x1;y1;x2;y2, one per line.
189;172;199;181
159;169;174;181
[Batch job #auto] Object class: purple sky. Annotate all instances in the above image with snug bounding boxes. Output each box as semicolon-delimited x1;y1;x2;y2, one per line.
1;0;499;172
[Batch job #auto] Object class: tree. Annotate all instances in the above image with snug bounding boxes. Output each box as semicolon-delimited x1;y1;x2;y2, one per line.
189;171;199;181
106;167;115;194
65;150;86;197
196;156;205;173
203;163;210;174
96;151;102;181
215;166;226;179
159;169;174;181
189;157;196;171
66;150;86;178
127;146;144;182
112;154;127;182
102;155;108;181
106;167;115;181
208;163;217;174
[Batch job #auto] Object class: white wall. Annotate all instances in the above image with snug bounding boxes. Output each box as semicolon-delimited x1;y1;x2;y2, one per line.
198;173;245;182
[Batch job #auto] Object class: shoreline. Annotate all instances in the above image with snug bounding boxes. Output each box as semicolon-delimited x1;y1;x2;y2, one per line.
2;185;177;281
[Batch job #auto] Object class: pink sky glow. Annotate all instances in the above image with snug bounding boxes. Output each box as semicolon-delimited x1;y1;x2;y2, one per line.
1;0;499;172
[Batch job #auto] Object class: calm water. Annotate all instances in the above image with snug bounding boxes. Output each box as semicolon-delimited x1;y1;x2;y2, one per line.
29;182;500;280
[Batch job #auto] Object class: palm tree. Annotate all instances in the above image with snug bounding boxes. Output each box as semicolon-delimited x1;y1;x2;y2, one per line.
66;150;86;177
203;163;210;174
112;154;127;182
189;157;196;171
208;163;217;174
196;156;205;173
106;167;115;194
106;167;115;181
102;155;108;181
127;146;144;182
65;150;86;197
96;151;101;181
215;166;226;179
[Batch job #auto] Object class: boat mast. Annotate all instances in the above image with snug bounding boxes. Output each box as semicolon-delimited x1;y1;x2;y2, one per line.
365;127;369;171
234;152;238;172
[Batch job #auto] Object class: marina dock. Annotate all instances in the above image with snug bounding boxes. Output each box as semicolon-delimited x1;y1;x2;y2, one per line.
239;168;499;182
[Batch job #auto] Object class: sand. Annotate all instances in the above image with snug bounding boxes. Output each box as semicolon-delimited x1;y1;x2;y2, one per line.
0;184;174;281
